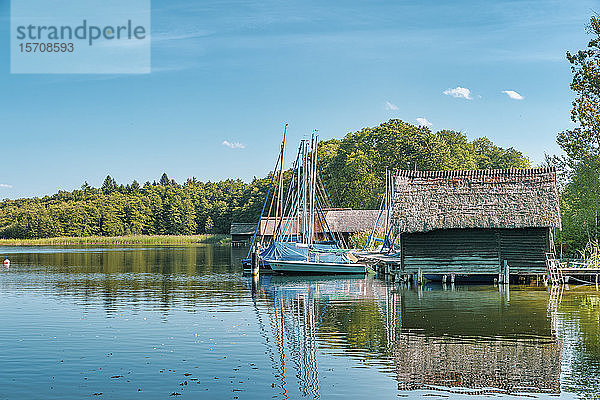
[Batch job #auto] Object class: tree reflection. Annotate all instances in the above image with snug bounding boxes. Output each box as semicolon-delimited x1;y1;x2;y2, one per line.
556;286;600;399
253;277;564;397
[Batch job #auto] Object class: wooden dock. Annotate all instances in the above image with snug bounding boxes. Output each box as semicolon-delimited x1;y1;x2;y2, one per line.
357;251;514;284
357;251;600;285
559;268;600;284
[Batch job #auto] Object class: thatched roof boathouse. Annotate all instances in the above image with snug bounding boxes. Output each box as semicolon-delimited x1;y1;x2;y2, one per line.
392;168;561;279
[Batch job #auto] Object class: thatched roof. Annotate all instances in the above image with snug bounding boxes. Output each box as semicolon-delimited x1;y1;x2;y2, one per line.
230;223;256;235
323;209;380;233
393;168;561;233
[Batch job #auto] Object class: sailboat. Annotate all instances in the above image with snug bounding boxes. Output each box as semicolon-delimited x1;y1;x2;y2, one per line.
361;168;397;253
245;128;366;274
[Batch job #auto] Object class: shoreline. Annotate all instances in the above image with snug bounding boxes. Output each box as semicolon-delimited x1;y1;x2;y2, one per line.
0;234;231;246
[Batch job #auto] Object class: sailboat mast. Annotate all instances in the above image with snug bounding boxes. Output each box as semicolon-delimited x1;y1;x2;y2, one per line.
296;142;301;241
278;124;287;228
308;133;315;245
308;135;312;245
302;140;308;244
384;168;389;235
311;132;319;245
387;169;393;238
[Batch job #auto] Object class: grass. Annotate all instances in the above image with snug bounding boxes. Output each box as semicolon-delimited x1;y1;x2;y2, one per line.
0;234;231;246
579;239;600;268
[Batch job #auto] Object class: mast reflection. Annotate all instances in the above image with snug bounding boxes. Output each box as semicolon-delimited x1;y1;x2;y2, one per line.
253;277;562;397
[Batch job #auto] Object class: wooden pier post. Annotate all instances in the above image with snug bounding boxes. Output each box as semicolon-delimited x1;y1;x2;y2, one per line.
251;273;259;292
251;247;260;277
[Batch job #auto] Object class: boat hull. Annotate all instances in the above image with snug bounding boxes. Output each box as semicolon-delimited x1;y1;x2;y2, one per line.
268;260;366;274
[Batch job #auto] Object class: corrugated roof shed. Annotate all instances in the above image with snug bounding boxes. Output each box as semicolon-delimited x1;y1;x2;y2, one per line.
393;168;561;233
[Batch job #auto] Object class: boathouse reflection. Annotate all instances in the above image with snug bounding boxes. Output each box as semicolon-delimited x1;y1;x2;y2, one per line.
254;277;562;397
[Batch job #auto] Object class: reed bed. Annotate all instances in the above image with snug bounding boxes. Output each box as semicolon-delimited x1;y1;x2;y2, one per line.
579;239;600;268
0;234;231;246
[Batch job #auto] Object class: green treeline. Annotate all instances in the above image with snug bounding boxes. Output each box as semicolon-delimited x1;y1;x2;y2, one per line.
551;16;600;256
0;120;528;239
0;174;267;238
320;121;529;209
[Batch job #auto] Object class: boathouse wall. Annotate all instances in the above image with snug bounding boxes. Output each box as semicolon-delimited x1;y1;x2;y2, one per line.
400;227;551;275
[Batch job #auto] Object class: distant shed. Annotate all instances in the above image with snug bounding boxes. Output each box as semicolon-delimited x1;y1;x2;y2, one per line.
392;168;561;276
323;209;380;243
230;223;257;243
230;209;379;244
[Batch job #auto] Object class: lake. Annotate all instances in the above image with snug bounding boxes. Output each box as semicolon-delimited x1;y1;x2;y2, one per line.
0;245;598;399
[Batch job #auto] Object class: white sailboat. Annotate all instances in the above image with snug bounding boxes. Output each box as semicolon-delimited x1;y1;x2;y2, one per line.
261;131;367;274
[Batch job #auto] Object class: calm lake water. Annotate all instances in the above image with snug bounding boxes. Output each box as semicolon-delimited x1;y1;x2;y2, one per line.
0;245;599;399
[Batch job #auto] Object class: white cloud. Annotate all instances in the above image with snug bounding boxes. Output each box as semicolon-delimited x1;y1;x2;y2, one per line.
385;101;399;111
502;90;524;100
416;117;432;127
222;140;246;149
0;184;12;188
443;86;473;100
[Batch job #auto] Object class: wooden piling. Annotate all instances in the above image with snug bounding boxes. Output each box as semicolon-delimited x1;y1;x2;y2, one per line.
251;247;260;277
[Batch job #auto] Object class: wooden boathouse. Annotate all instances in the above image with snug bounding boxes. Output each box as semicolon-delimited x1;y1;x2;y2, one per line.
388;168;561;281
231;209;379;244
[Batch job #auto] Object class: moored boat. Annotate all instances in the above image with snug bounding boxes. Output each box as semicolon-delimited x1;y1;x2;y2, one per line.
269;259;366;274
247;127;366;275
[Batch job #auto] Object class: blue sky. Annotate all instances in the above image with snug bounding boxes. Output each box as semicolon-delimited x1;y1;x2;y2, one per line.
0;0;597;198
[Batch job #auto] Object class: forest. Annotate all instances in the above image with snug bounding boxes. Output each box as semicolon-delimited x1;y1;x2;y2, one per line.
0;121;527;240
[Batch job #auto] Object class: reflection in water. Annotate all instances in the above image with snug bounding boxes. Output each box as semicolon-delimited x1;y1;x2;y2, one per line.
253;277;565;397
1;245;599;399
553;286;600;399
394;333;560;395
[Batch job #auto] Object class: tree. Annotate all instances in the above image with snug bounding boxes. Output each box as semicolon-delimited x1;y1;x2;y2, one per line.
320;119;530;209
160;173;170;186
204;216;214;234
554;16;600;254
101;175;118;195
557;16;600;161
